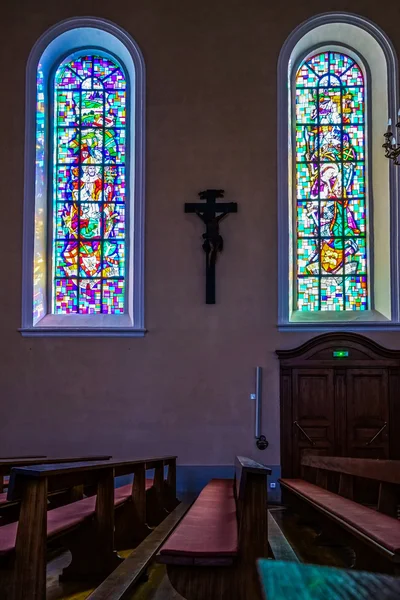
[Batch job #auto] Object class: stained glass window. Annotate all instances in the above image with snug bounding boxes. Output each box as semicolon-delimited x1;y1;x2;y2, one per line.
33;63;46;324
52;54;127;315
295;51;368;312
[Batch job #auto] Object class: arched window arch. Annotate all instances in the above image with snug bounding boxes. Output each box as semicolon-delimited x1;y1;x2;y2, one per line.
21;18;145;336
278;13;400;330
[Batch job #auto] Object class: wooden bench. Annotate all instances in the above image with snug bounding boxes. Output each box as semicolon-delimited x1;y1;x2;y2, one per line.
87;501;192;600
114;455;178;546
0;457;47;493
257;559;400;600
280;456;400;574
157;456;271;600
0;455;177;600
0;455;112;522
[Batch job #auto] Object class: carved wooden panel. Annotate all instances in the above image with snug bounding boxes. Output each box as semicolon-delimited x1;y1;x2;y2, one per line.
345;369;389;459
292;369;335;478
277;333;400;478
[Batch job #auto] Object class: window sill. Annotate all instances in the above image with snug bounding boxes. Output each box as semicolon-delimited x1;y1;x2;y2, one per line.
20;314;147;337
19;328;147;337
278;310;400;331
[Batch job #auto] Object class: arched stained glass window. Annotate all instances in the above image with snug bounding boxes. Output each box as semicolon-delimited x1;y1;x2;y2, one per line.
295;51;368;312
53;54;127;314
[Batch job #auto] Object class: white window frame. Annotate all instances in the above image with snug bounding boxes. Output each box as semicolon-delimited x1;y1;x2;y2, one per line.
277;12;400;331
20;17;146;337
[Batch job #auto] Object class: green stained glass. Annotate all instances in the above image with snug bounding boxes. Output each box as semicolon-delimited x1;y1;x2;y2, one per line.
297;277;319;311
52;54;127;314
344;125;364;160
296;88;317;123
294;51;368;312
296;164;312;199
330;53;354;77
307;52;330;76
295;63;319;87
297;201;319;237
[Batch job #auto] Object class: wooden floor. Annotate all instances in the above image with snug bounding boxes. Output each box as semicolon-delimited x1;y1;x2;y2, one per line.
270;506;354;568
47;551;95;600
47;552;183;600
46;506;356;600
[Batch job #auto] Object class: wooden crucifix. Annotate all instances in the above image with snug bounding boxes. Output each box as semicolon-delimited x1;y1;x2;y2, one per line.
185;189;237;304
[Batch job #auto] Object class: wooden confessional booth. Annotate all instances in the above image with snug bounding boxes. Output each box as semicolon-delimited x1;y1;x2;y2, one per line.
277;333;400;482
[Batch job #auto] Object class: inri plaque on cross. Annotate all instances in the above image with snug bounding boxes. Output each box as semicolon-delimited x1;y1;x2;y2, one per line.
185;189;237;304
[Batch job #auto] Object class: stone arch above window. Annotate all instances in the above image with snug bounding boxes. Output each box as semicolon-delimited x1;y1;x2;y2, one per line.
277;13;400;331
21;17;146;337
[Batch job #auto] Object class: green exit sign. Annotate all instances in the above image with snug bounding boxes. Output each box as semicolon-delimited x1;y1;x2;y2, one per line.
333;350;349;358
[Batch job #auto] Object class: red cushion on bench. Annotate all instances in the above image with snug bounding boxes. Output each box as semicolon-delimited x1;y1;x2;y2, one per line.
115;478;153;504
0;492;8;506
0;496;96;556
0;481;145;556
47;496;96;536
280;478;400;554
160;479;238;558
114;484;132;506
0;522;17;555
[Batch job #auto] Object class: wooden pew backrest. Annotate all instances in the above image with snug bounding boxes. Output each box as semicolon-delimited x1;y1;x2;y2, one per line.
0;456;46;459
300;456;400;517
0;455;111;496
235;456;271;558
7;455;177;502
301;456;400;484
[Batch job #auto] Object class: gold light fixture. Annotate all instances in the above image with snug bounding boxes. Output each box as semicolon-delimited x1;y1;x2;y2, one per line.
383;112;400;165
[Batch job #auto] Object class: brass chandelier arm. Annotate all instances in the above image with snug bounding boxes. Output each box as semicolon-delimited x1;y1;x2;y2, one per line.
383;120;400;165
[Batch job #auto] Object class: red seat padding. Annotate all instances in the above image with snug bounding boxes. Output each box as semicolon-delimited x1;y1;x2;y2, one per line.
114;484;132;506
0;496;96;556
160;479;238;558
47;496;96;536
0;522;17;555
280;478;400;554
0;481;144;556
0;492;8;506
115;478;153;504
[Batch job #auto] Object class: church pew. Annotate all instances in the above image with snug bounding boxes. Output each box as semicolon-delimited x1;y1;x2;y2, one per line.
157;456;271;600
114;455;179;549
87;500;192;600
0;455;177;600
280;456;400;574
0;455;112;522
0;457;47;493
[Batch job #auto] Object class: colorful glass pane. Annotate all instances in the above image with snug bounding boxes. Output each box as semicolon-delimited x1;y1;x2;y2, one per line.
295;51;368;311
53;54;126;314
33;63;46;324
55;279;78;314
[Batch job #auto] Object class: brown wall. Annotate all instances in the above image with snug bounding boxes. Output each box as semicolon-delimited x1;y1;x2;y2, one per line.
2;0;400;466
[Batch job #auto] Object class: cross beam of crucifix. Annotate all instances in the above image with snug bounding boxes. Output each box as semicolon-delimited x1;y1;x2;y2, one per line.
185;189;237;304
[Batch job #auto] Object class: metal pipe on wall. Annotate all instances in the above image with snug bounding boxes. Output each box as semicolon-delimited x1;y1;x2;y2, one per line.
255;366;262;439
254;366;269;450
